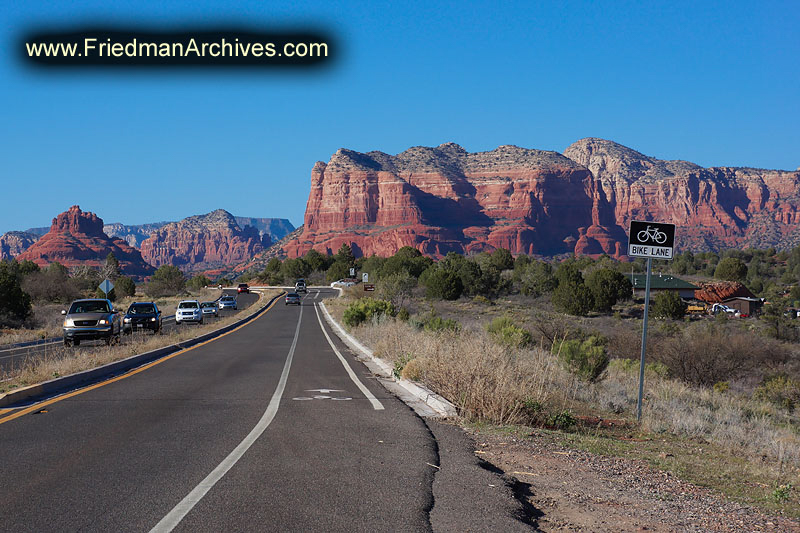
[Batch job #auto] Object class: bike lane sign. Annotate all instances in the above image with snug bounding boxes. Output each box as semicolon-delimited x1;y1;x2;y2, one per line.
628;220;676;259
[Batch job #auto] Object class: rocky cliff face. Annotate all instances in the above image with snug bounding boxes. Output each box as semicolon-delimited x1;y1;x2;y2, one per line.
139;209;265;269
284;140;800;259
0;231;40;260
234;217;294;245
103;221;169;248
16;206;154;276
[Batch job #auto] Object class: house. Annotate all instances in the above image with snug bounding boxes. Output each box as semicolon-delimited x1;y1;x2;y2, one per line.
625;273;699;299
722;297;763;316
694;281;756;304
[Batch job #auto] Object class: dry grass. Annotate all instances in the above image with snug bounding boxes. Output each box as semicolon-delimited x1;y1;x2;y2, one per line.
0;289;281;395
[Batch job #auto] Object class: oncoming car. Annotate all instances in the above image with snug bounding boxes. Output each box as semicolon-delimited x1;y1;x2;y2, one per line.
330;279;357;288
200;301;219;318
237;283;250;294
62;298;122;347
285;293;301;305
218;295;238;310
123;302;162;335
175;300;203;325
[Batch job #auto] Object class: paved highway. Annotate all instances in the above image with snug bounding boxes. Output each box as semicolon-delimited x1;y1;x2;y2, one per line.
0;290;259;374
0;288;533;531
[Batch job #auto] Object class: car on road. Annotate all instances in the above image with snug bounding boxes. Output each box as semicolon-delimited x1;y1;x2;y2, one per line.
330;278;357;288
62;298;122;347
295;279;307;293
237;283;250;294
218;295;238;310
285;292;301;305
200;301;219;318
175;300;203;324
123;302;162;335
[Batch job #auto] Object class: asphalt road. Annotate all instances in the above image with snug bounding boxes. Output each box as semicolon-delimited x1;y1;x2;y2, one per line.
0;290;259;374
0;288;533;531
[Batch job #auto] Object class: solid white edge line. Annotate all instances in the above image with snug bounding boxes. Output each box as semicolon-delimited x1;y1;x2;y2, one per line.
313;303;384;411
149;303;304;533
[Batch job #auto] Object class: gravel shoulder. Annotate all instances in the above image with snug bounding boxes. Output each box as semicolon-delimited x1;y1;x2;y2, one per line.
469;427;800;532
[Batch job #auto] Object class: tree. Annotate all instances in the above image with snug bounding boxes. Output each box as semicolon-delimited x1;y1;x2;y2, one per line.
518;261;557;297
326;261;351;283
489;248;514;271
187;275;211;291
303;249;330;272
554;261;584;287
424;268;463;300
0;260;32;327
115;276;136;298
380;247;432;278
376;271;417;308
652;291;687;319
714;257;747;282
264;258;282;275
282;258;311;281
335;243;356;267
145;265;186;297
101;252;121;280
551;281;594;316
21;262;80;303
585;268;632;312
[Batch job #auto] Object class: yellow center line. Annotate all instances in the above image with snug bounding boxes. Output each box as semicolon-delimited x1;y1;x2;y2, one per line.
0;294;281;427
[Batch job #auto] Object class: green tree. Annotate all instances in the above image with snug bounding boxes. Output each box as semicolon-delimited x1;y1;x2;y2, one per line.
115;276;136;298
187;275;211;291
380;247;432;278
0;260;32;327
551;281;594;316
424;268;463;300
17;260;40;277
489;248;514;271
554;261;584;287
335;243;356;267
101;252;121;280
518;260;557;297
303;248;329;272
282;258;311;280
652;291;687;319
714;257;747;282
326;261;351;283
585;268;632;312
265;257;282;275
145;265;186;297
375;271;416;308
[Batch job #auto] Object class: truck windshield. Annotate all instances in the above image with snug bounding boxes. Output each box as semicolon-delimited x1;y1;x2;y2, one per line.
68;301;110;314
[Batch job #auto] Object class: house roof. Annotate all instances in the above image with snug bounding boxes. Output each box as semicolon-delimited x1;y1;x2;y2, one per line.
694;281;756;303
625;273;699;290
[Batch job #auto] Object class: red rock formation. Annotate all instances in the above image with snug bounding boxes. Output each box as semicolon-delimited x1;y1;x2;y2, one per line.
283;140;800;260
139;209;264;270
16;206;154;276
0;231;39;260
694;281;756;303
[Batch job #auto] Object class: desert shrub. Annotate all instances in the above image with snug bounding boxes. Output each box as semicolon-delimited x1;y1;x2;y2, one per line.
490;248;514;271
607;357;670;379
517;260;557;297
144;265;186;297
326;261;351;283
424;268;463;300
473;295;492;305
652;291;687;319
753;375;800;411
715;257;748;282
21;262;81;304
0;260;32;327
556;336;609;382
423;316;461;333
186;275;211;291
303;248;331;272
400;357;425;381
397;307;410;321
486;316;533;349
282;257;311;280
114;276;136;298
375;271;416;308
585;268;631;312
547;409;577;429
343;298;396;327
551;280;594;316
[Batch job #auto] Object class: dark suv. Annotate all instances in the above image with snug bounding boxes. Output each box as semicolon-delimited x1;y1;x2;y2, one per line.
123;302;162;335
62;298;122;347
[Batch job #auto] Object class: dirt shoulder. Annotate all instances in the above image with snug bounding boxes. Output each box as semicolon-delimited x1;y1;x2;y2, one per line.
469;426;800;532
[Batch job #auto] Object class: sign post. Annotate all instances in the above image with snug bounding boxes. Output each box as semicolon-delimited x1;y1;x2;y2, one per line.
627;221;676;421
98;279;114;298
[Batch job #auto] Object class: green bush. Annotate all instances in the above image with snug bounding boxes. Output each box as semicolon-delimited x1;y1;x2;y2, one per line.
115;276;136;298
517;260;557;297
556;336;609;382
486;316;533;349
714;257;748;282
145;265;186;297
608;358;670;379
551;281;594;316
547;409;577;429
652;291;687;319
397;307;410;321
187;275;211;291
0;260;32;327
753;375;800;411
423;315;461;333
342;298;396;328
424;269;463;300
585;268;631;313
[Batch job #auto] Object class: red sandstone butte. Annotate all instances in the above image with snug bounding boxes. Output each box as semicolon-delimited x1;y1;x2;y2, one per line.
139;209;264;270
16;206;154;276
283;140;800;259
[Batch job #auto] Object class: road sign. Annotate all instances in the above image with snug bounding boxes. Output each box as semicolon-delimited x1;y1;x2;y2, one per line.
627;220;676;259
362;272;369;283
98;279;114;296
349;267;355;277
364;284;375;291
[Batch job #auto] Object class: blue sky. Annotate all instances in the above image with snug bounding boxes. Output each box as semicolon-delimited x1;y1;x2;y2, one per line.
2;1;798;234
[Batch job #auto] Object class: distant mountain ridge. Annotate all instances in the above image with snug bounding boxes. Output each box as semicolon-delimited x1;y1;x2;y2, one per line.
282;138;800;259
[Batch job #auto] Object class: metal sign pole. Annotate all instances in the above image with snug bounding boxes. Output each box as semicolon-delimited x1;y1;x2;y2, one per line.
636;257;652;422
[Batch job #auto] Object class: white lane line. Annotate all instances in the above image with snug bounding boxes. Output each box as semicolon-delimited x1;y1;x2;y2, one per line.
313;303;384;411
149;303;304;533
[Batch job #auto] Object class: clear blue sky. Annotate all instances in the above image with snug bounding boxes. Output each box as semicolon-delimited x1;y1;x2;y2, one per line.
2;1;798;234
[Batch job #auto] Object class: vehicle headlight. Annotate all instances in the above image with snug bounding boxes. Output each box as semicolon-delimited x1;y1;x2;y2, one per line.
63;318;73;327
98;319;109;325
124;317;131;323
150;317;156;322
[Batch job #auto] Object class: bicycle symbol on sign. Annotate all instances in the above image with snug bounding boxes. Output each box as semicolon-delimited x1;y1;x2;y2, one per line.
636;225;668;245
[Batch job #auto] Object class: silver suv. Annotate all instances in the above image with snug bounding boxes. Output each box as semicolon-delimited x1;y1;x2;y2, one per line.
176;300;203;324
62;298;122;347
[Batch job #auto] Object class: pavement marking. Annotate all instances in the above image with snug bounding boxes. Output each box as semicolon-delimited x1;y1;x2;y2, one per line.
0;295;281;427
313;303;384;411
149;300;304;533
